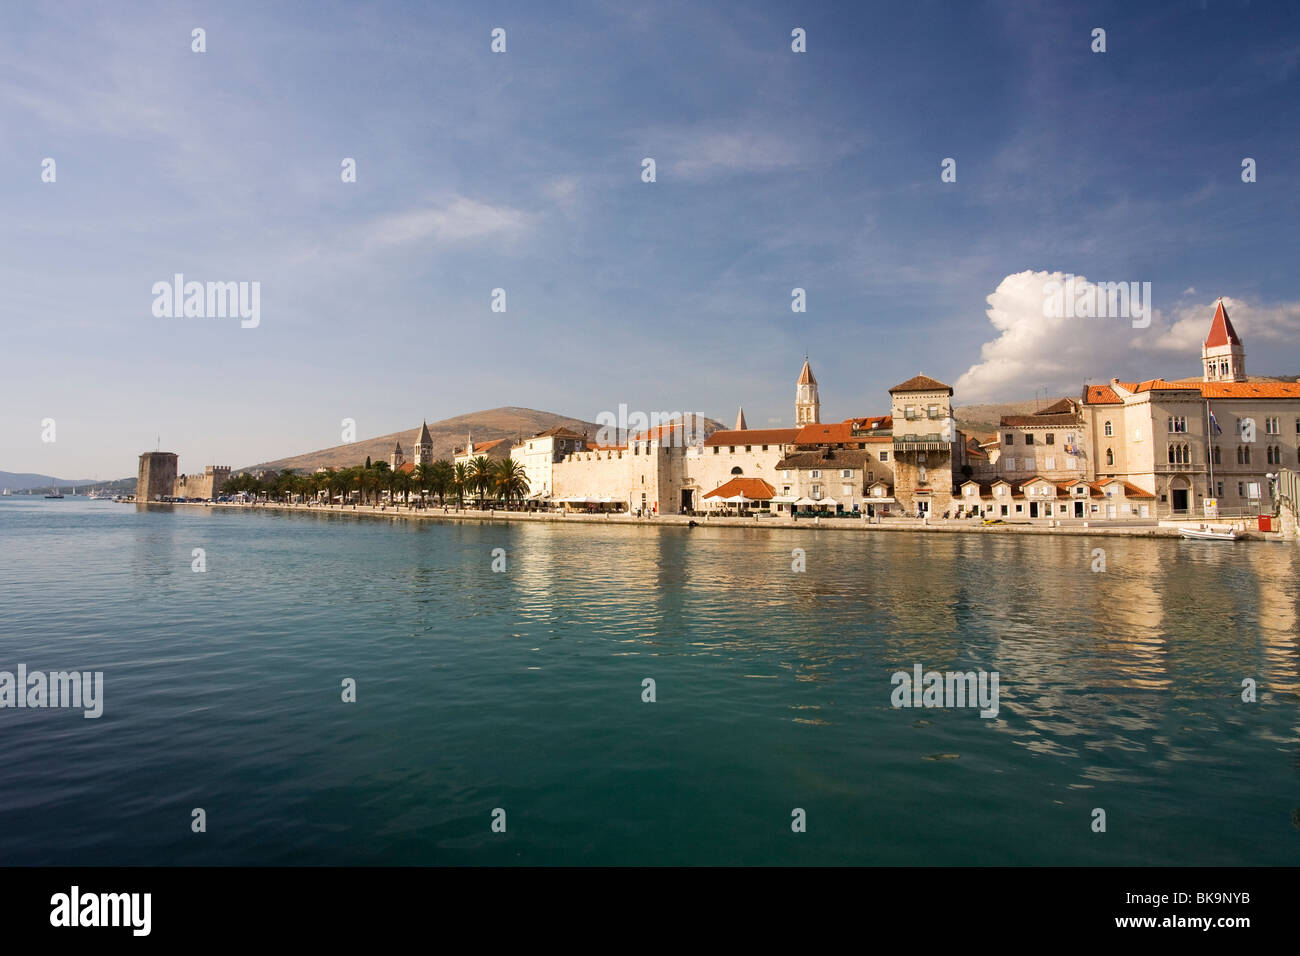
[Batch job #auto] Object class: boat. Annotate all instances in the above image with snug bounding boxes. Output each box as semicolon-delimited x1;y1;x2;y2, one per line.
44;488;64;499
1179;524;1238;541
1;489;11;496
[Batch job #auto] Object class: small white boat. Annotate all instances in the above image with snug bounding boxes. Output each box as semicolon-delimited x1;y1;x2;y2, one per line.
1179;524;1238;541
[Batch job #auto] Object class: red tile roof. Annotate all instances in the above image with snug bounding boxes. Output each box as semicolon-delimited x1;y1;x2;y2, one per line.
889;373;952;394
702;477;776;500
1204;300;1241;348
794;422;855;444
631;422;692;442
1091;478;1155;498
703;428;799;447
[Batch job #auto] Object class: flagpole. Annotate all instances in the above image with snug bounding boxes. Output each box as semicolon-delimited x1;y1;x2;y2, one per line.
1206;397;1214;503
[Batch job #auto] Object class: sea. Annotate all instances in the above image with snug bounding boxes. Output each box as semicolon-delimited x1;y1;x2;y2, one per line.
1;497;1297;865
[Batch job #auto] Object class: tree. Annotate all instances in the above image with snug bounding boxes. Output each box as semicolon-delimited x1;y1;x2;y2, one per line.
365;455;372;469
430;460;453;504
494;458;529;508
453;462;469;509
469;455;493;508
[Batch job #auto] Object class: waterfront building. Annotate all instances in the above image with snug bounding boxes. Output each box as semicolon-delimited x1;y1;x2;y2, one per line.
1080;301;1300;517
511;426;589;500
889;374;957;516
136;451;178;502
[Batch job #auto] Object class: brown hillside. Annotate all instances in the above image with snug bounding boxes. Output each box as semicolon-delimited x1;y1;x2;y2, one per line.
954;398;1069;441
240;407;725;474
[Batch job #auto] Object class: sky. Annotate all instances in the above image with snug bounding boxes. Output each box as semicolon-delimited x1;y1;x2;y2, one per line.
2;0;1298;479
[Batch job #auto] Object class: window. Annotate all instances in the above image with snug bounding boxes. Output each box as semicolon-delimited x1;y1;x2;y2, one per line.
1237;446;1251;465
1015;504;1023;514
745;445;752;452
810;469;821;478
918;463;927;482
1216;481;1223;497
712;447;718;455
1106;448;1114;466
1005;457;1015;471
1004;434;1014;445
927;405;939;419
842;484;853;496
1266;417;1280;435
1213;446;1221;465
762;445;769;451
1168;416;1186;433
1267;446;1281;465
782;486;791;495
782;470;791;480
1046;434;1055;445
841;469;852;478
1067;457;1077;469
1167;443;1190;465
730;466;743;475
879;451;889;462
905;406;917;420
1025;434;1035;445
1104;421;1113;437
729;446;735;453
812;485;821;497
1045;456;1055;471
1238;481;1245;496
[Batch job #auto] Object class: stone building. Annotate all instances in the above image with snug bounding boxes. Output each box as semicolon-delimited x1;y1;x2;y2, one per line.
511;426;588;500
136;451;178;502
889;374;956;516
173;465;231;499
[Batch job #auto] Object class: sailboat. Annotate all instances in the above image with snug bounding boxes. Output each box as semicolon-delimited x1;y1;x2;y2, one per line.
44;488;64;499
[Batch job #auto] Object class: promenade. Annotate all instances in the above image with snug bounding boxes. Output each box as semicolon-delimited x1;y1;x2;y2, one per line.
134;498;1230;538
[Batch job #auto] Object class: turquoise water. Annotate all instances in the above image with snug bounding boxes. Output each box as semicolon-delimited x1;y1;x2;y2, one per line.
0;497;1297;865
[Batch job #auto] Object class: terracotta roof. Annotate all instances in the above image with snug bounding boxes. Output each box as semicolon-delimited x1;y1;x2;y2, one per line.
1092;478;1155;498
846;414;892;430
703;428;799;447
1000;413;1080;427
1204;300;1241;348
1199;381;1300;398
455;437;510;456
794;422;854;444
889;373;952;395
1038;398;1076;415
776;449;874;469
702;477;776;500
1082;383;1127;404
533;425;586;440
631;422;692;442
797;360;817;386
395;461;416;475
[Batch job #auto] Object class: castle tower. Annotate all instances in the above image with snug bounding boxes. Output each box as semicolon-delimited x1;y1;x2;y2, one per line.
390;441;405;470
1202;299;1246;382
734;406;748;430
206;465;232;498
795;358;820;425
414;421;433;466
137;451;178;502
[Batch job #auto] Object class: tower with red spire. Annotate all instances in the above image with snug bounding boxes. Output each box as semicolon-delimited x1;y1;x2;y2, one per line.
1201;299;1245;383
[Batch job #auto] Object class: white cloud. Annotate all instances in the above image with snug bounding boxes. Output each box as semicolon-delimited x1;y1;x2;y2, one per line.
365;197;531;248
954;271;1300;403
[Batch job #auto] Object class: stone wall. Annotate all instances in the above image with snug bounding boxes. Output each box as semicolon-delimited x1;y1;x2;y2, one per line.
137;452;178;502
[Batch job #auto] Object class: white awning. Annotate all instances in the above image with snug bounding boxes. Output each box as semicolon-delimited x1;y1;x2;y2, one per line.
793;497;818;506
769;495;799;504
819;497;838;507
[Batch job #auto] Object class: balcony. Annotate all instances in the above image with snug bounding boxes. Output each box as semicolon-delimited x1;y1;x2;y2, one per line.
893;434;950;451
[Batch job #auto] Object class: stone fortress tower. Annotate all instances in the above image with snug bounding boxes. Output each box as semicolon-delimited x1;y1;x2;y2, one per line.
795;358;821;425
137;452;178;502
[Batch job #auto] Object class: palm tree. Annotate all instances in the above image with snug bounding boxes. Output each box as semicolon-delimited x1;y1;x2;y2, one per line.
430;460;454;505
453;462;469;509
494;458;529;509
412;463;432;505
469;455;493;508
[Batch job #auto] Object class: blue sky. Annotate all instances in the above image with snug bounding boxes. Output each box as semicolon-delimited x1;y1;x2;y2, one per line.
2;0;1298;478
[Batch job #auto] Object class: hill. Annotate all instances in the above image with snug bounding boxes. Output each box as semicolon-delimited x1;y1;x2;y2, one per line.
0;471;100;492
953;399;1069;441
241;407;725;474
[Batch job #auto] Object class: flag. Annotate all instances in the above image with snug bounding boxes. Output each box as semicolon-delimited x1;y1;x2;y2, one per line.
1209;408;1222;434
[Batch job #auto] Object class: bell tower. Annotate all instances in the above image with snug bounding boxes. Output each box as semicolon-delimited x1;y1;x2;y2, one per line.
1202;299;1246;382
795;358;820;425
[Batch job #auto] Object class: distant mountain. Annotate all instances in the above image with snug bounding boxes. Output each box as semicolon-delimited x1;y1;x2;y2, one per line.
0;471;101;492
954;398;1070;441
241;407;725;474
